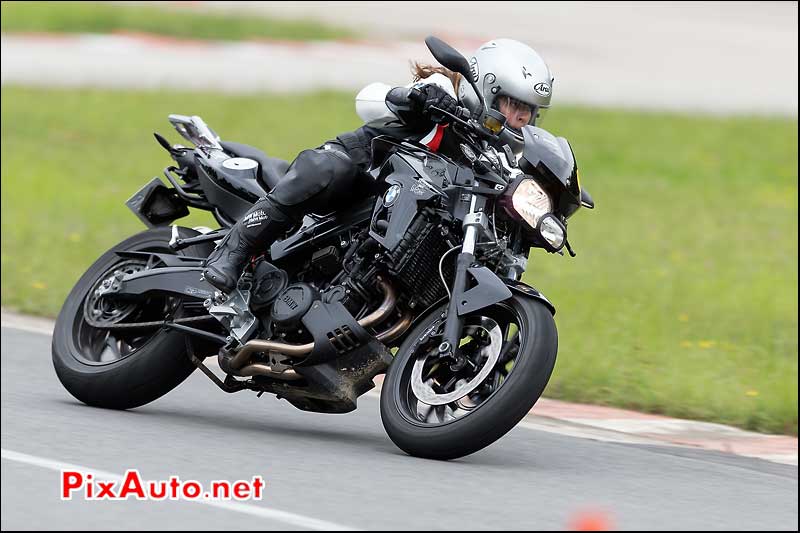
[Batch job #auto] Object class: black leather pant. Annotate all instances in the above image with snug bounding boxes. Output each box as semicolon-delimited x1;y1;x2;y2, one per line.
267;137;373;222
202;131;374;292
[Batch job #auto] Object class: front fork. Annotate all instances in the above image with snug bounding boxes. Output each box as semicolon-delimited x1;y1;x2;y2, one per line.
440;195;489;363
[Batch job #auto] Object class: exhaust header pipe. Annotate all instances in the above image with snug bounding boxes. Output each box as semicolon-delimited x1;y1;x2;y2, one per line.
226;279;410;376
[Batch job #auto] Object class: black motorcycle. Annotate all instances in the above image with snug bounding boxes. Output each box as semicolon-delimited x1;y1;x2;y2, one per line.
52;37;593;460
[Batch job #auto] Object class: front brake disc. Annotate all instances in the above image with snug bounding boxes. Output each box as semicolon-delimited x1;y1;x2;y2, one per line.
410;316;503;406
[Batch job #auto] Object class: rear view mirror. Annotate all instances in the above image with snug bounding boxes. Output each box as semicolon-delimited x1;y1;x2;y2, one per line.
424;36;472;79
580;188;595;209
425;36;487;115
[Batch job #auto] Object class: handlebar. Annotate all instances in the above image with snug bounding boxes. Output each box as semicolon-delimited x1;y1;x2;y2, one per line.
407;89;507;176
408;88;472;123
408;85;502;147
408;87;425;106
428;105;499;143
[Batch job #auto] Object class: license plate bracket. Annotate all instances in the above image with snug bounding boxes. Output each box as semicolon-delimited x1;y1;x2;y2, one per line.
126;177;190;228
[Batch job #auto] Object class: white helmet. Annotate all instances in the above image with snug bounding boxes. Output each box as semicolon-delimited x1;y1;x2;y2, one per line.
458;39;554;153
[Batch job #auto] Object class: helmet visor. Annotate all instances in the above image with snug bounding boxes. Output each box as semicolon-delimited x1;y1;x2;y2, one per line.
496;95;547;130
532;106;548;126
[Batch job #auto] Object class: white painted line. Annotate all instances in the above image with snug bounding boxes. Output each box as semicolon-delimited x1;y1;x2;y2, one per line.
0;322;54;336
1;310;55;336
515;417;681;447
564;418;758;436
0;317;225;369
364;389;673;445
1;448;359;531
748;454;798;466
365;390;799;465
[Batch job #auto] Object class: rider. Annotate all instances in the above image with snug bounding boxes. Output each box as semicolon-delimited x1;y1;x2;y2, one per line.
202;38;554;293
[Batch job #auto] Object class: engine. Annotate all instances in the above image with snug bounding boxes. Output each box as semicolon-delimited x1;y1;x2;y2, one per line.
271;283;319;328
327;207;456;317
247;207;456;342
386;208;455;311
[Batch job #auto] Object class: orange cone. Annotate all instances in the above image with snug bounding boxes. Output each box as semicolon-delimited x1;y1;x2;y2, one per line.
568;509;614;531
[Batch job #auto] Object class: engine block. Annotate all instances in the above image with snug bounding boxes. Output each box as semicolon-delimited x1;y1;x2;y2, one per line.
388;211;454;311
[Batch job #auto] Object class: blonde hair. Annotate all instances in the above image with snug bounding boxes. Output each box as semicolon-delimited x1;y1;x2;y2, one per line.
410;62;461;92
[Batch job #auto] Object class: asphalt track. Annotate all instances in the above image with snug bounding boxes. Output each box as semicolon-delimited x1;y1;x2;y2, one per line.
1;326;797;530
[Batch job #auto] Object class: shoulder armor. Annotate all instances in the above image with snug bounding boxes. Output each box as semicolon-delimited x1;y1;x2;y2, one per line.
355;82;397;127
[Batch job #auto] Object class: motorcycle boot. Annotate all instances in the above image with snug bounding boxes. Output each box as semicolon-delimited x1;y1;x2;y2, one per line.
202;196;293;293
204;139;366;294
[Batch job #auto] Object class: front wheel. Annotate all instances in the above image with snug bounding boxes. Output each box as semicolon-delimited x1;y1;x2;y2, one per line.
380;296;557;460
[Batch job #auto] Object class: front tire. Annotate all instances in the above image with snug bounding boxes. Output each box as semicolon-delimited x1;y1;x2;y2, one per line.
52;226;215;410
380;296;557;460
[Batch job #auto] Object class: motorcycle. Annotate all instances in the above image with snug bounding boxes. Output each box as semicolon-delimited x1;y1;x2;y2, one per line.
52;37;594;460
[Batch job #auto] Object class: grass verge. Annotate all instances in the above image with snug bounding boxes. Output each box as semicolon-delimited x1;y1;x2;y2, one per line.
1;86;796;435
0;1;355;42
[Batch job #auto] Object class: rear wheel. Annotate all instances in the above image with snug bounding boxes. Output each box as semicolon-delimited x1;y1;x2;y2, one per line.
380;295;557;460
52;226;216;410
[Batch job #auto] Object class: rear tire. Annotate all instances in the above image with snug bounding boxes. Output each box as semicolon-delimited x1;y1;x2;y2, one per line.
52;226;215;410
380;296;558;460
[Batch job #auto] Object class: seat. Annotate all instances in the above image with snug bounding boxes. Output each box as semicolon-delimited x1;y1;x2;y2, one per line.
220;140;289;191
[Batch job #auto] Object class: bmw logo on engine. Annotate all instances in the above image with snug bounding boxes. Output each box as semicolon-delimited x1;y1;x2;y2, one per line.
383;184;401;206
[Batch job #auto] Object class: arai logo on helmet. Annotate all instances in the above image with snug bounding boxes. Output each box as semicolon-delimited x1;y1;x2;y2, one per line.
383;184;401;206
534;82;551;97
469;57;479;83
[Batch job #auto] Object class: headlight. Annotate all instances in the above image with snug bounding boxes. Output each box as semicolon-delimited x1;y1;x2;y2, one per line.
510;178;552;229
538;214;566;251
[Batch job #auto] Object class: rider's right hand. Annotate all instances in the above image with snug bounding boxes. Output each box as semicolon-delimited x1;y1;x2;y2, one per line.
410;85;461;123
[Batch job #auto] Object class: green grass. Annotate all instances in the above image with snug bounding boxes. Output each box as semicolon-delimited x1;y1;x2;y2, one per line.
533;108;798;436
0;1;355;41
1;86;797;435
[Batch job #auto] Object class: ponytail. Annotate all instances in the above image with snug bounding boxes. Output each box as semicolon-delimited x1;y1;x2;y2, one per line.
410;61;461;92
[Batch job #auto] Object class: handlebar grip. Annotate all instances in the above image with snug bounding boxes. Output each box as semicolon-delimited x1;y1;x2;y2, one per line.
408;87;426;107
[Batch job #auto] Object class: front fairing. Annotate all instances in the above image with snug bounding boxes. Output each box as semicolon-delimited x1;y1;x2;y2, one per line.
368;152;450;251
518;126;581;219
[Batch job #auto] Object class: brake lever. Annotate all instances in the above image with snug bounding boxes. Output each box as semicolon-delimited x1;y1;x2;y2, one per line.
429;105;500;149
428;105;473;129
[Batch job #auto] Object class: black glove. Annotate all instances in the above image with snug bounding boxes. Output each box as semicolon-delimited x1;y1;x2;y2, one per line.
386;84;459;129
411;84;460;123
